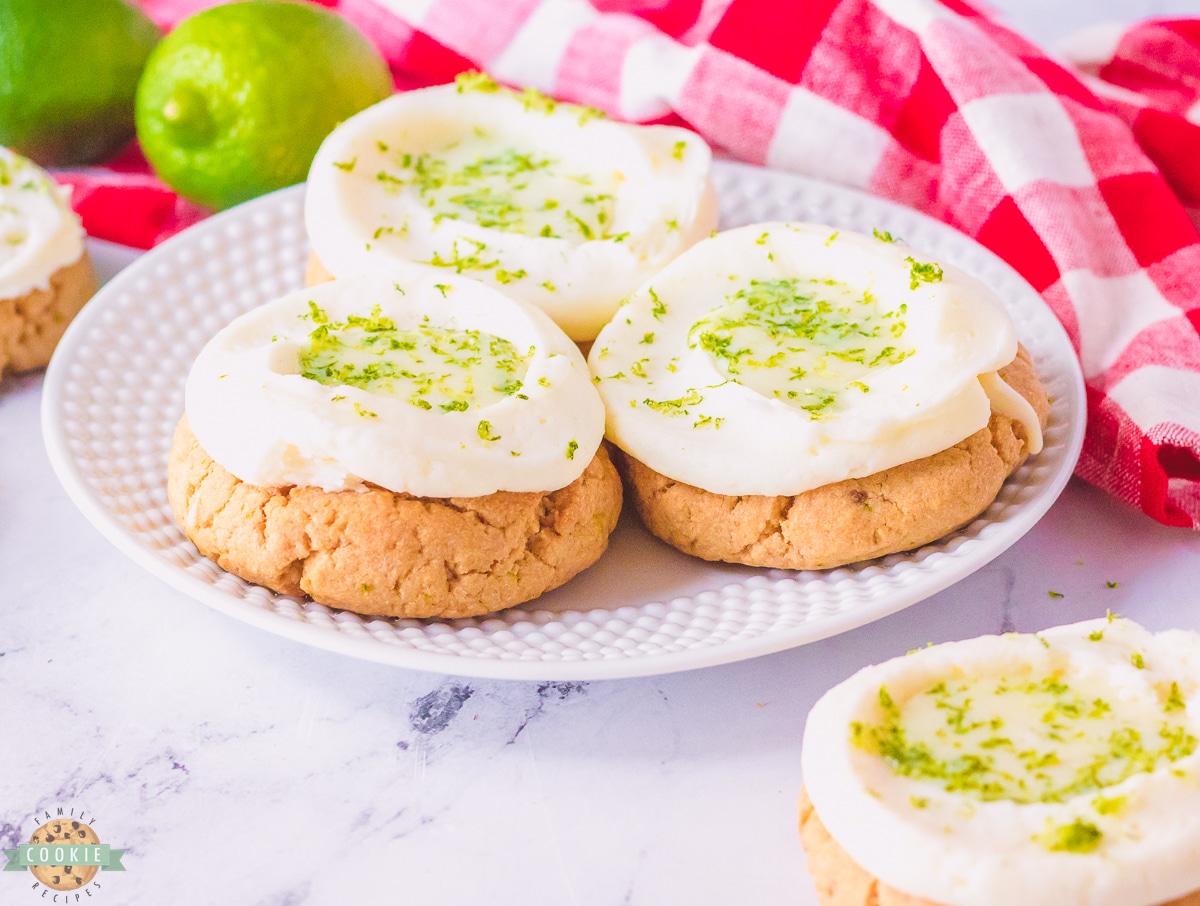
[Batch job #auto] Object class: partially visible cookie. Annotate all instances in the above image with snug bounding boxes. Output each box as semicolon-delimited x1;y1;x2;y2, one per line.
0;252;97;375
305;250;334;287
28;819;100;890
616;348;1048;570
799;787;926;906
799;619;1200;906
167;417;623;618
0;148;96;376
800;772;1200;906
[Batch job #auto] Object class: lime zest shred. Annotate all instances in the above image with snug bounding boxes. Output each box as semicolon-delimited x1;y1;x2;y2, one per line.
1165;683;1187;713
905;256;944;290
642;388;703;416
1092;794;1127;816
649;287;667;320
455;70;501;94
578;105;606;125
1040;819;1103;855
520;85;558;114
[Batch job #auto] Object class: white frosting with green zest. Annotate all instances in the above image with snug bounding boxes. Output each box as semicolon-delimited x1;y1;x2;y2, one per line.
0;148;84;300
803;618;1200;906
305;75;717;342
589;223;1040;496
186;269;604;497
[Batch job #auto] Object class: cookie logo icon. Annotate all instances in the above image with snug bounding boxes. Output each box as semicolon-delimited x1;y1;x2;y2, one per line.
27;820;100;890
3;806;125;897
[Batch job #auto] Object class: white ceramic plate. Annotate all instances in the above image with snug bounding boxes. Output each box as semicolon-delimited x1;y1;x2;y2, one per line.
42;161;1086;680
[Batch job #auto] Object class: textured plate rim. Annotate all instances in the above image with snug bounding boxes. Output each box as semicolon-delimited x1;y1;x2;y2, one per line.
42;163;1086;680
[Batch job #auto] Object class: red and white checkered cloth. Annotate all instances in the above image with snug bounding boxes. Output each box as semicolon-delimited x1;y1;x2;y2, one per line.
71;0;1200;528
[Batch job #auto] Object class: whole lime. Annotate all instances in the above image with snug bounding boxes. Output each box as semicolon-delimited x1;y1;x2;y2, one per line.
0;0;160;166
135;1;393;211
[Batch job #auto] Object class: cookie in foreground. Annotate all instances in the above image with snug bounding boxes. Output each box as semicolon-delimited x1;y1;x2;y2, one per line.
799;617;1200;906
0;148;96;376
169;269;622;618
590;223;1048;569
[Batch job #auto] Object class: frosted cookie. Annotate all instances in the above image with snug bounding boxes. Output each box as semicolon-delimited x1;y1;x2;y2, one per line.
590;223;1047;569
28;819;99;890
0;148;96;376
169;269;621;618
304;71;717;342
799;618;1200;906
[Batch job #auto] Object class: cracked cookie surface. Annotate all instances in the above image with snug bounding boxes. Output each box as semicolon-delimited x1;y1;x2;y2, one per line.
0;252;96;376
798;786;1200;906
167;417;623;618
615;348;1048;570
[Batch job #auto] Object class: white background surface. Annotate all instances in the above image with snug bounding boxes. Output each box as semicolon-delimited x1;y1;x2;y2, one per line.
993;0;1199;44
3;3;1200;905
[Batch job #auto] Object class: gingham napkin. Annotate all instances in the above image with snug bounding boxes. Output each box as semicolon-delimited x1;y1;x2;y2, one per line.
74;0;1200;528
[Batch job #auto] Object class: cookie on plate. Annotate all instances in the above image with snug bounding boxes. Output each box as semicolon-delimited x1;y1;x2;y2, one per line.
0;148;96;376
168;418;621;618
590;223;1048;569
303;71;717;342
799;618;1200;906
169;269;621;618
616;347;1045;569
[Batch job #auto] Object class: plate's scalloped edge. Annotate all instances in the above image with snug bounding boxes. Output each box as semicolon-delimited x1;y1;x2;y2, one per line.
41;166;1087;681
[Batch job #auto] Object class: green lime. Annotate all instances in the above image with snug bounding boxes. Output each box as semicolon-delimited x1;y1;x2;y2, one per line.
0;0;160;166
135;0;393;211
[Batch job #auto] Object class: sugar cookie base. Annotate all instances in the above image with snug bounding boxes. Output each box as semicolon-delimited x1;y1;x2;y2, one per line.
798;786;1200;906
167;417;623;619
0;251;96;375
615;348;1048;570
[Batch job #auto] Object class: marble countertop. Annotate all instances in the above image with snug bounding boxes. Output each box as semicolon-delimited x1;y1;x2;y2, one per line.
5;253;1200;906
5;4;1200;903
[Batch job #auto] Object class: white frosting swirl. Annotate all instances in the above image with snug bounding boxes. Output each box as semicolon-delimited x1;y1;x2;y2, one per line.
185;269;605;497
304;76;717;341
0;148;85;300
